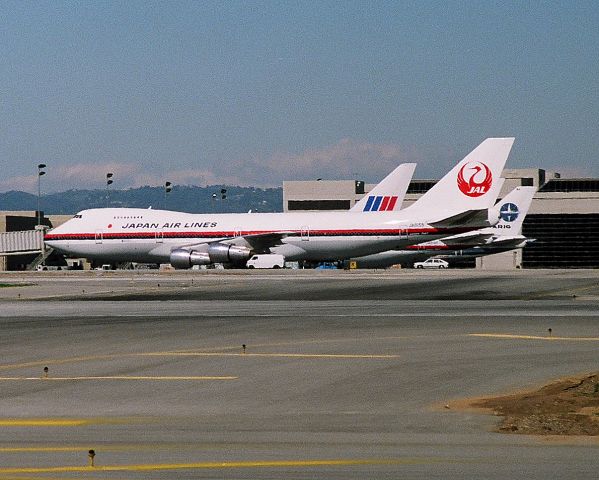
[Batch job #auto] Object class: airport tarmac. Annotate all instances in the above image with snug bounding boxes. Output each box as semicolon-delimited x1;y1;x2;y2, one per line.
0;270;599;478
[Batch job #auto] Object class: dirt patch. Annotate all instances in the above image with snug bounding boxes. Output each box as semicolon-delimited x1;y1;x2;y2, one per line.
457;373;599;436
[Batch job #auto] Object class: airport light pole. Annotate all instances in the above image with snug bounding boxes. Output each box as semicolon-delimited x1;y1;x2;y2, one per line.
37;164;46;226
164;181;172;209
211;188;227;213
106;172;114;207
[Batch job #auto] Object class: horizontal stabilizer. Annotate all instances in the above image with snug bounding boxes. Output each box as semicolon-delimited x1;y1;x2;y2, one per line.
487;235;531;248
440;231;495;246
429;209;492;229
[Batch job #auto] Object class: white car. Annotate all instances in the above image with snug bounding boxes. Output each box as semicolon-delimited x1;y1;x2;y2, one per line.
413;258;449;269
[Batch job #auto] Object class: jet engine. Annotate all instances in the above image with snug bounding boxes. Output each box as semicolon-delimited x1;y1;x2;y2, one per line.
206;243;252;264
170;243;252;269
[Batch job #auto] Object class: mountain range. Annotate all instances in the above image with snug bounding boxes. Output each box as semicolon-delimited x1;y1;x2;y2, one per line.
0;185;283;215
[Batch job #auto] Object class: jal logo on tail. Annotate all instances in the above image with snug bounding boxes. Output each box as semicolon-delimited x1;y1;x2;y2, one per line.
457;162;492;197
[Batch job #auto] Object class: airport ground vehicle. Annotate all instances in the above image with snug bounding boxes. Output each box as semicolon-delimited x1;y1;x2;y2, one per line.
316;262;339;269
246;254;285;269
413;258;449;269
36;264;64;271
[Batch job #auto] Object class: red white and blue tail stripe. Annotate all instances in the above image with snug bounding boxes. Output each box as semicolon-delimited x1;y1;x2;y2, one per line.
363;195;399;212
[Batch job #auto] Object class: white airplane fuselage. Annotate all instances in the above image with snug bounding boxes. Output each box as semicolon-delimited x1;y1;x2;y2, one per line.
44;207;488;264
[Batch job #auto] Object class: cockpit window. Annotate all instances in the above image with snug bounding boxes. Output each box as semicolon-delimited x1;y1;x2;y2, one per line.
73;214;83;219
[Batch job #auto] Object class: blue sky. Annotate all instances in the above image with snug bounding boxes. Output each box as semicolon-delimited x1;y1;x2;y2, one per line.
1;1;598;192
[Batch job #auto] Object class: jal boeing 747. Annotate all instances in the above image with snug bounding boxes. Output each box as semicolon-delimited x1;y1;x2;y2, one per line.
45;138;514;268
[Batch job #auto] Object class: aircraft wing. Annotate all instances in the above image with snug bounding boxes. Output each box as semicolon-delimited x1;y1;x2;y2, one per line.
170;232;292;254
228;232;291;252
429;209;492;229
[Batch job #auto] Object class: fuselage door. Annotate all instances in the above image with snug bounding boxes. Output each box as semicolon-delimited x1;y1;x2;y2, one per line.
301;226;310;241
155;229;164;243
94;230;103;244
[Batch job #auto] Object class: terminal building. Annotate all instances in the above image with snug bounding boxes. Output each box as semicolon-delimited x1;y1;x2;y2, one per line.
284;168;599;269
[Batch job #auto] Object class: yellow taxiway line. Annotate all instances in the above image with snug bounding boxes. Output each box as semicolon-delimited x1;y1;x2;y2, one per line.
0;349;398;373
0;376;236;381
0;447;88;452
140;352;399;359
0;418;142;427
469;333;599;341
0;420;91;427
0;458;442;473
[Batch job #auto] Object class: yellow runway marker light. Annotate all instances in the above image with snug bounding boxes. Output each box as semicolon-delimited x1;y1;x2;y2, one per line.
88;449;96;467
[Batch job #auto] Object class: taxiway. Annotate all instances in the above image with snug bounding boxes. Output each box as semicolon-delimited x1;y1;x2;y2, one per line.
0;270;598;478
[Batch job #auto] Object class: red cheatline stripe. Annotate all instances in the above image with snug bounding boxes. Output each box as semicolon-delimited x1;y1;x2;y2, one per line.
45;226;476;242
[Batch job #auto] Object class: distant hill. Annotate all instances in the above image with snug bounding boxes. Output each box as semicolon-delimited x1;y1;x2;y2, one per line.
0;185;283;215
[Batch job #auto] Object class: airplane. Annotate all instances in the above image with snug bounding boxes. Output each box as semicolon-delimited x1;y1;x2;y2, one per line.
350;185;536;268
44;138;514;268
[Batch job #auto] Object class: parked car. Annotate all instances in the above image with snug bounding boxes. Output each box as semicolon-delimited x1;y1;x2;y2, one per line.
413;258;449;269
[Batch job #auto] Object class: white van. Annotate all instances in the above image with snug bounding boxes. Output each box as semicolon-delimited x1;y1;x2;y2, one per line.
246;254;285;269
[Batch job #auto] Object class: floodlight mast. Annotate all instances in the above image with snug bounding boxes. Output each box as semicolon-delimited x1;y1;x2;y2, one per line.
37;164;46;226
106;173;114;207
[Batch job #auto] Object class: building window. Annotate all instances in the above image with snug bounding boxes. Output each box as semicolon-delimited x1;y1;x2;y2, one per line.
407;181;437;194
521;178;534;186
288;200;351;211
539;179;599;192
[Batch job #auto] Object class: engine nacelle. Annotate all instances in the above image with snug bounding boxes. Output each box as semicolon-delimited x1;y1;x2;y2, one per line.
169;243;252;269
170;248;211;269
207;243;251;264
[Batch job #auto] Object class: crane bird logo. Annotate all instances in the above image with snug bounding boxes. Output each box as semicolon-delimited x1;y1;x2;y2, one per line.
457;162;492;197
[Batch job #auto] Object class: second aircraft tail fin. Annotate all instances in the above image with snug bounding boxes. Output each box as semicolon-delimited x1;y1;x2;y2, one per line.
352;163;416;212
492;186;537;235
